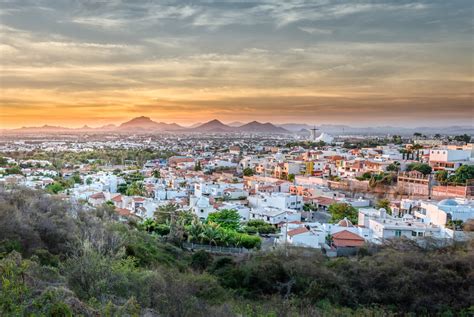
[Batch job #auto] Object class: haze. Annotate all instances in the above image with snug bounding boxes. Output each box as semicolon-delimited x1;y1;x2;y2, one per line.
0;0;473;128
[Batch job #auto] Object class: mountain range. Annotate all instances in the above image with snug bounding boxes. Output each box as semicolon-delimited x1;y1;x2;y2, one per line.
2;117;291;134
2;116;473;136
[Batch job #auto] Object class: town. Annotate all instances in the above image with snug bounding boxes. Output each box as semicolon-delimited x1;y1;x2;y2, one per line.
1;123;472;256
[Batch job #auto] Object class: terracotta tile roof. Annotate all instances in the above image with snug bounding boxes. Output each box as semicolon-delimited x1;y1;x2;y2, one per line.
90;192;105;199
111;195;122;202
314;196;337;206
115;207;133;217
288;227;309;237
332;230;365;247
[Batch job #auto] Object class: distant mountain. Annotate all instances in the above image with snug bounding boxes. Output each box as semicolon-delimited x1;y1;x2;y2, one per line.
97;124;117;130
118;116;183;131
227;121;245;127
190;119;235;132
277;123;313;132
188;120;290;133
236;121;289;133
3;116;472;136
12;125;71;133
188;122;203;128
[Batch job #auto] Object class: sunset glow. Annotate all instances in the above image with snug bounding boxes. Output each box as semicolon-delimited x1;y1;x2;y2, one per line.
1;1;472;128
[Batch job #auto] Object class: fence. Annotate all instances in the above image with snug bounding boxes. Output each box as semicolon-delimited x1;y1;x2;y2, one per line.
182;242;249;254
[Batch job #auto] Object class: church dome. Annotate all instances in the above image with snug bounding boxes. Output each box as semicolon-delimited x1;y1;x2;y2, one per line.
338;217;354;227
438;199;458;207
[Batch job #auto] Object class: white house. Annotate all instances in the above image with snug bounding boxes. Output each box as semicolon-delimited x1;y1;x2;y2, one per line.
249;207;301;225
358;208;445;243
418;198;474;226
429;149;472;171
248;192;303;211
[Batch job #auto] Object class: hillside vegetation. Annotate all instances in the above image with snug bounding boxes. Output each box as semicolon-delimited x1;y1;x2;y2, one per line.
0;188;473;316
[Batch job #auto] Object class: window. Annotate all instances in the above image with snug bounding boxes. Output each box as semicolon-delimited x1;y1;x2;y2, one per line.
395;230;401;237
418;232;423;237
411;231;417;237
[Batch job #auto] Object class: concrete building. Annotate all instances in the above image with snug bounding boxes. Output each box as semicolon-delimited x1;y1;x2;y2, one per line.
429;149;472;171
418;198;474;226
248;192;303;211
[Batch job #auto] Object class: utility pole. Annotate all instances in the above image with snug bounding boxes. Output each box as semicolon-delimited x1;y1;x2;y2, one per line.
284;211;289;257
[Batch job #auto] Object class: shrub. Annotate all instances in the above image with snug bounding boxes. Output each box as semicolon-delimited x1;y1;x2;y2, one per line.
190;250;213;272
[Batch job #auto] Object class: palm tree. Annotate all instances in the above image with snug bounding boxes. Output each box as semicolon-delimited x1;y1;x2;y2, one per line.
152;169;161;178
126;181;146;196
411;144;423;161
200;224;220;246
187;219;204;243
399;149;407;160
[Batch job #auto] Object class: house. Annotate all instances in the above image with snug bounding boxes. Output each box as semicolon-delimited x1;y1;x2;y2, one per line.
249;207;301;225
285;226;325;248
115;207;142;222
89;192;106;206
429;149;472;171
332;230;365;248
358;208;445;242
331;230;365;256
248;192;303;211
417;198;474;226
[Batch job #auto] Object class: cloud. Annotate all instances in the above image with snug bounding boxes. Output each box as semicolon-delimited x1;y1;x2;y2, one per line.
0;0;472;127
298;27;332;34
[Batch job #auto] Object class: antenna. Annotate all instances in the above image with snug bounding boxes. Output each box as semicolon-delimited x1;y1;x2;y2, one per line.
310;125;319;141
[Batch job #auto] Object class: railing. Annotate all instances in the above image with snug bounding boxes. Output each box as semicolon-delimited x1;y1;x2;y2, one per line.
182;242;249;254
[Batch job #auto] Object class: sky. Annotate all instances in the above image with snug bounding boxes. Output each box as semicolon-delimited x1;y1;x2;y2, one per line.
0;0;473;128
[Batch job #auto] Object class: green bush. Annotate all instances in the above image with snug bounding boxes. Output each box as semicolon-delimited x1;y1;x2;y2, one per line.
190;250;213;272
239;234;261;249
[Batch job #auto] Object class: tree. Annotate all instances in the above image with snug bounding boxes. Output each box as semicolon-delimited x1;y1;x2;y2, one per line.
243;167;254;177
375;199;392;215
152;169;161;178
448;165;474;185
187;219;204;243
453;134;471;144
207;209;241;230
391;135;402;144
406;163;432;175
287;174;295;182
4;166;22;175
46;182;64;194
243;220;276;235
125;182;146;196
386;162;400;172
190;250;212;272
154;203;179;224
411;144;423;161
71;172;82;184
194;161;202;171
0;157;8;167
327;203;358;224
139;218;170;236
435;170;448;184
199;224;220;246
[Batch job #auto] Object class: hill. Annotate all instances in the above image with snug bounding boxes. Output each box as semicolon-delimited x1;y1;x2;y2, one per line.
237;121;289;133
190;119;236;132
118;116;183;131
